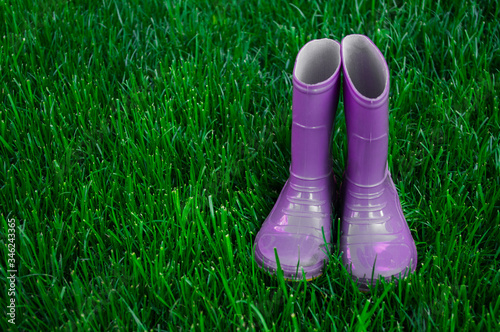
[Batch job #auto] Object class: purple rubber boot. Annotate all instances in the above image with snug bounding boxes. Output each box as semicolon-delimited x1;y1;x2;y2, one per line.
254;39;341;280
340;35;417;287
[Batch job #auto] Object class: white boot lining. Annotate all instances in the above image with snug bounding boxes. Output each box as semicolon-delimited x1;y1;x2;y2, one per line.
343;35;387;99
295;40;340;85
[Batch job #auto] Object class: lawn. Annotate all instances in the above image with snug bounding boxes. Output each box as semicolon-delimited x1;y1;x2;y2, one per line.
1;0;499;330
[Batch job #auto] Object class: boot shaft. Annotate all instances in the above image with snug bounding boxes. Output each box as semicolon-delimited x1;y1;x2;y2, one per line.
342;35;390;186
291;39;341;180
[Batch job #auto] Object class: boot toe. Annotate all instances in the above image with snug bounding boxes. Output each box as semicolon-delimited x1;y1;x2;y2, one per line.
255;232;329;280
342;240;417;285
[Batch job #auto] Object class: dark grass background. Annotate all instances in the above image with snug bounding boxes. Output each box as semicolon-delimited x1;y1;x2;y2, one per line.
1;0;499;330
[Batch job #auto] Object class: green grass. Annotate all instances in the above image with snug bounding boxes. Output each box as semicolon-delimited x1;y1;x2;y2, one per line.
1;0;499;330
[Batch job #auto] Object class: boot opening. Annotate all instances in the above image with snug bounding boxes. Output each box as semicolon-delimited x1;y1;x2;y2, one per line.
342;35;388;99
295;39;340;85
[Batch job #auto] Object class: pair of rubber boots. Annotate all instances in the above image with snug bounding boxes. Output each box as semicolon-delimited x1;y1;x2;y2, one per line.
254;35;417;287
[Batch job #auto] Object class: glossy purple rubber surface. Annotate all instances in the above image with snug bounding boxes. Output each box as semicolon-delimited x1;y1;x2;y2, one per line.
254;39;341;280
340;35;417;286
